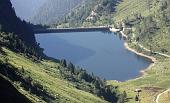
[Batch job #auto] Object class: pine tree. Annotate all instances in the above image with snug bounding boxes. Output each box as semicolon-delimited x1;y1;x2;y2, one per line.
67;62;75;74
60;59;67;67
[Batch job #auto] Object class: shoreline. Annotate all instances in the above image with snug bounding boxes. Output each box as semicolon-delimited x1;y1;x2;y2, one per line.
124;42;157;63
110;28;157;82
124;42;156;80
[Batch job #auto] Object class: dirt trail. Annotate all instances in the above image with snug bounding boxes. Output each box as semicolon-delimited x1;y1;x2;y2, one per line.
155;88;170;103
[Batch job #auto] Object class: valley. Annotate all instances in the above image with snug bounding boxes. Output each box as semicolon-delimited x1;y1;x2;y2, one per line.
1;0;170;103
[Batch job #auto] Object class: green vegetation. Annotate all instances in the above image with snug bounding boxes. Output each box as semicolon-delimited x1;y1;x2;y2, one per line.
57;0;170;59
32;0;170;102
0;0;42;52
31;0;83;25
108;58;170;103
0;47;106;103
113;0;170;56
58;59;120;102
0;0;124;103
0;35;123;102
59;0;170;102
0;32;43;60
112;0;153;22
57;0;118;27
106;0;170;102
1;0;119;103
2;0;170;102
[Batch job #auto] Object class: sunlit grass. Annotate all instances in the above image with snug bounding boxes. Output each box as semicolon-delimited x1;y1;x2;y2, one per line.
1;48;107;103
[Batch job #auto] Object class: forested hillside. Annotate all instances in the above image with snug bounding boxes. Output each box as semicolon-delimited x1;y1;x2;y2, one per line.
61;0;170;102
30;0;83;25
0;0;36;46
59;0;170;56
2;0;170;102
11;0;46;21
108;0;170;102
113;0;170;56
57;0;119;27
0;0;123;103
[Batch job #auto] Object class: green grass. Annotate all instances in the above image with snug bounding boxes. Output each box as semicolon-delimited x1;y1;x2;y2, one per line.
139;27;170;56
113;0;155;22
108;58;170;103
1;0;170;102
106;0;170;102
40;0;170;102
113;0;170;55
0;48;108;103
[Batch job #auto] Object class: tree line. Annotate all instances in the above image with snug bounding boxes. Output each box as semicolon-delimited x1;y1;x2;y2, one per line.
59;59;127;103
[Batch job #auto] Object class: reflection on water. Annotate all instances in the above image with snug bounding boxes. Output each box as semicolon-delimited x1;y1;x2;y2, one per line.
36;31;151;81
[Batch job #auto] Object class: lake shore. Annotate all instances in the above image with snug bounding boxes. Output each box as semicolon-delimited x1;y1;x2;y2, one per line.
124;43;157;63
124;42;156;80
110;28;157;81
110;28;157;62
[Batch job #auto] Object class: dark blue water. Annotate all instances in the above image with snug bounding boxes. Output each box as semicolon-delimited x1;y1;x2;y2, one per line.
35;32;151;81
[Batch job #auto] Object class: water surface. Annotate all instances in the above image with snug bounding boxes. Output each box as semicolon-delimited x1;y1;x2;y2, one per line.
36;31;151;81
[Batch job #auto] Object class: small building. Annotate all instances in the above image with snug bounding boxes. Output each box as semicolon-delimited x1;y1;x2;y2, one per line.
86;11;97;21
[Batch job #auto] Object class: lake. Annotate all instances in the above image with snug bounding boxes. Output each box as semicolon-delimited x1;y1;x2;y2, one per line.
35;31;151;81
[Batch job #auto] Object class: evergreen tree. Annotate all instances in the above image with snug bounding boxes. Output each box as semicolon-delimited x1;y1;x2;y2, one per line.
60;59;67;67
67;62;75;74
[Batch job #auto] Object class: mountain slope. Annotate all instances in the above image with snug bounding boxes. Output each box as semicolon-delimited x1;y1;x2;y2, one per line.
11;0;46;21
0;75;31;103
0;31;121;102
107;0;170;102
57;0;119;27
113;0;170;56
113;0;152;22
30;0;83;25
0;0;122;103
0;47;109;103
0;0;36;46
